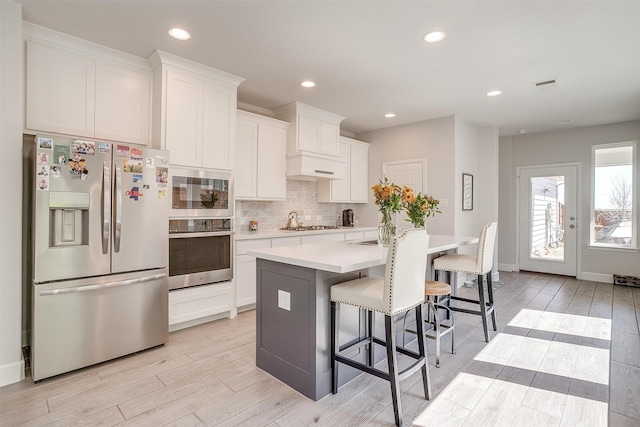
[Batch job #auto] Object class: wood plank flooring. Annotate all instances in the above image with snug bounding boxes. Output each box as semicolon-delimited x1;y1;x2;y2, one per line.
1;271;639;426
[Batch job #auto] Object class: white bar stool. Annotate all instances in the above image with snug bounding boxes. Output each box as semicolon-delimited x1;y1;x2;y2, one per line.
330;229;431;427
433;221;498;343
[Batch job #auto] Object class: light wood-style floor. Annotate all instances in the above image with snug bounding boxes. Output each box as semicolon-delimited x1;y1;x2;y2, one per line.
1;271;639;426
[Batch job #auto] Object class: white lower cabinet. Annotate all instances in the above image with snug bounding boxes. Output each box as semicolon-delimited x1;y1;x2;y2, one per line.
169;282;233;331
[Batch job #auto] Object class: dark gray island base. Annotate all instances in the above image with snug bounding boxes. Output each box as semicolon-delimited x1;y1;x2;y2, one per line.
256;259;378;400
251;235;479;400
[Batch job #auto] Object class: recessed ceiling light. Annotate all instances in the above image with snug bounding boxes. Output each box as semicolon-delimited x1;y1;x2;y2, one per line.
518;129;527;134
300;81;316;88
424;31;446;43
385;113;396;118
486;90;502;97
559;119;571;124
168;28;190;41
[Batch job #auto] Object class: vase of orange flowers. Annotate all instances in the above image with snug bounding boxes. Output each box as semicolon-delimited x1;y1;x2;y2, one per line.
402;187;441;229
371;177;403;245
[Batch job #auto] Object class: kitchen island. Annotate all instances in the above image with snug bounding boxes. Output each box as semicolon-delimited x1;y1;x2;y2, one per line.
248;234;479;401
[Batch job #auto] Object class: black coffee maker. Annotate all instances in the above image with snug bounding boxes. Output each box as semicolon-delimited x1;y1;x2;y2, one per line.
342;209;354;227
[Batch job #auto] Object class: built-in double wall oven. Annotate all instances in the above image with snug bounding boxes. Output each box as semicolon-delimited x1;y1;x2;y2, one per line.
168;168;233;291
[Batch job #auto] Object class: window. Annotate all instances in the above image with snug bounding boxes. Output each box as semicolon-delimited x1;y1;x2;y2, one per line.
591;142;637;249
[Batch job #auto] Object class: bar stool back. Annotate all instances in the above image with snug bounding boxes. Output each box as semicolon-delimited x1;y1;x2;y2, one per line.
433;221;498;342
330;229;431;427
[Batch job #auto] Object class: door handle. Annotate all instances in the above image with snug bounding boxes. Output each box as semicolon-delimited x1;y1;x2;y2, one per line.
114;161;122;252
102;161;110;254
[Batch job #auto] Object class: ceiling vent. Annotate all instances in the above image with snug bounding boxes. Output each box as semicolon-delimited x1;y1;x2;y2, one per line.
533;78;559;92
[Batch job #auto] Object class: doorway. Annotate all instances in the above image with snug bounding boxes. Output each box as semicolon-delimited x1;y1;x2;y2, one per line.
517;164;579;276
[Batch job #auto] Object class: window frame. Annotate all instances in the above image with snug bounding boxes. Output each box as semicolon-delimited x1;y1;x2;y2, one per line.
590;141;637;250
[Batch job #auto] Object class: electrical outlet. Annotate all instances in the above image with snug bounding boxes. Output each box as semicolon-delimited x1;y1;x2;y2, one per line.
440;199;448;207
305;215;311;221
278;290;290;311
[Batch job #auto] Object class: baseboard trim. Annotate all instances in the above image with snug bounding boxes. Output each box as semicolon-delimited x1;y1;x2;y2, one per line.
0;357;25;387
579;272;613;283
498;263;514;272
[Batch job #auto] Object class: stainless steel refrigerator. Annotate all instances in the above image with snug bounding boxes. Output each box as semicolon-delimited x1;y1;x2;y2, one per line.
31;134;170;381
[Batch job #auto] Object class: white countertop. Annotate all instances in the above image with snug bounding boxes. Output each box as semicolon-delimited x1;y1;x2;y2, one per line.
235;226;378;241
248;234;479;273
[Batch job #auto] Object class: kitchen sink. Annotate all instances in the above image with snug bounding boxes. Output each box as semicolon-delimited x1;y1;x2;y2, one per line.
352;240;379;246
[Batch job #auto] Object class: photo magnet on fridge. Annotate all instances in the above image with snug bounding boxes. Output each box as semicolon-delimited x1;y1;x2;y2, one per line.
38;152;50;165
53;145;70;165
38;137;53;149
72;140;95;155
98;143;110;153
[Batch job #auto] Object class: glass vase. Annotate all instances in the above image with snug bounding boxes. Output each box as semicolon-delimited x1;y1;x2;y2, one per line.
378;210;397;246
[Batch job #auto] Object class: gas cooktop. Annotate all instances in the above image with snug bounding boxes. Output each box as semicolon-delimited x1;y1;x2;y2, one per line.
280;225;339;231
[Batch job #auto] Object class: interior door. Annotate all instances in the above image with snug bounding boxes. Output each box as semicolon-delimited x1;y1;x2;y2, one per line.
518;164;578;276
383;158;426;227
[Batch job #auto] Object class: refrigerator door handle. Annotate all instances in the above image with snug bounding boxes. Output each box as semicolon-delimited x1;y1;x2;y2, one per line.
38;273;167;296
102;161;111;254
114;161;122;252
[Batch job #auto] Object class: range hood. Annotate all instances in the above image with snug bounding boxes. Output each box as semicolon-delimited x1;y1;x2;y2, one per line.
286;152;347;181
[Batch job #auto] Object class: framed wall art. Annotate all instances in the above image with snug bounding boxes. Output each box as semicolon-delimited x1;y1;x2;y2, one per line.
462;173;473;211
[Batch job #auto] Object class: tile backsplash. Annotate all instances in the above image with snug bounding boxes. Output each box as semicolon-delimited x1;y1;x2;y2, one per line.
235;179;354;231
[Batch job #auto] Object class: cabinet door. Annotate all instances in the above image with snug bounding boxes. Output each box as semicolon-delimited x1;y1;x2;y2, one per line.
330;141;350;202
202;82;235;170
26;41;95;137
318;120;340;156
256;123;287;200
236;255;257;307
95;63;150;145
297;114;319;152
165;70;202;167
350;143;369;203
235;117;258;199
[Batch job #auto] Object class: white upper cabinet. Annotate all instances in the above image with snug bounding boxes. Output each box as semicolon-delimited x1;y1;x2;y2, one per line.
94;63;150;145
318;137;369;203
236;111;288;200
150;50;244;170
26;41;96;138
25;25;151;145
274;102;344;157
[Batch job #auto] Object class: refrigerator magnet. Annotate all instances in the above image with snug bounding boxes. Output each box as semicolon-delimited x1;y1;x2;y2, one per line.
38;152;50;165
131;148;143;160
158;189;166;199
145;157;154;168
38;137;53;149
142;184;150;190
98;143;110;153
37;176;49;191
72;140;95;155
50;165;61;178
123;159;143;173
155;167;168;184
116;145;130;157
133;174;142;183
53;145;70;165
37;165;49;177
126;186;142;201
69;154;87;178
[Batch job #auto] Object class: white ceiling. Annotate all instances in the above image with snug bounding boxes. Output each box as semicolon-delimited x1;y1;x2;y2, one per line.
17;0;640;136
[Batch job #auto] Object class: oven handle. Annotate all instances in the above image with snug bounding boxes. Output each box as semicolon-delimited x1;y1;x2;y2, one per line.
169;231;234;239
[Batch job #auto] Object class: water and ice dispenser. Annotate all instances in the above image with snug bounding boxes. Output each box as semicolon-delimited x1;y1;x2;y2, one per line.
49;191;90;247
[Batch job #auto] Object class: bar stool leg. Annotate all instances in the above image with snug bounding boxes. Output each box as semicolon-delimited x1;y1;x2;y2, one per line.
367;310;374;366
427;297;441;367
384;315;402;426
486;272;498;331
477;274;490;343
414;304;431;400
331;301;340;393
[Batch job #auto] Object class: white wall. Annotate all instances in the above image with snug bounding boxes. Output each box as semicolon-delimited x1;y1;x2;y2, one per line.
454;117;480;254
356;116;456;233
0;0;25;386
499;120;640;280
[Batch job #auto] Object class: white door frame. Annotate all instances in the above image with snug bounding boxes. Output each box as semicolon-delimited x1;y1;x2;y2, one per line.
515;162;582;277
